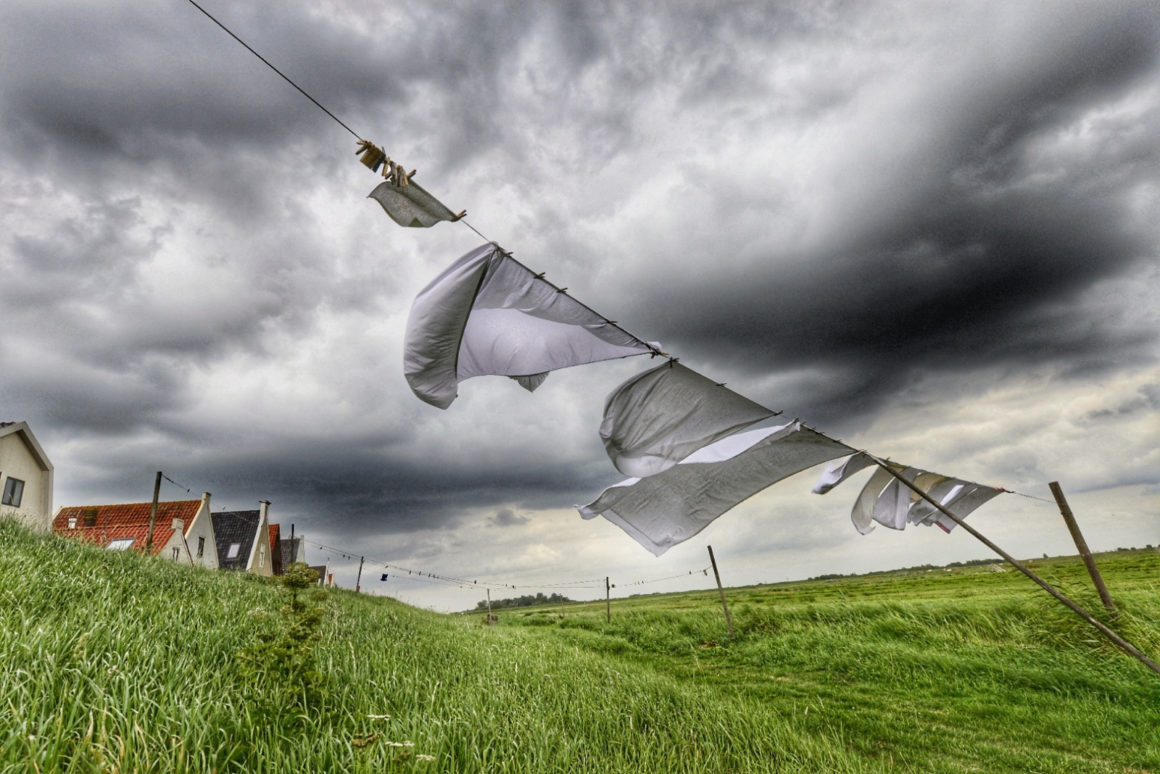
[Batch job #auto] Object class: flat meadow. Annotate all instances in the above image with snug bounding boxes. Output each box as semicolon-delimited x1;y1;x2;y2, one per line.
1;518;1157;772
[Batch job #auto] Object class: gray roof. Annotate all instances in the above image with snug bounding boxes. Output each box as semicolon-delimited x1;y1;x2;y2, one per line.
281;536;305;568
212;510;260;571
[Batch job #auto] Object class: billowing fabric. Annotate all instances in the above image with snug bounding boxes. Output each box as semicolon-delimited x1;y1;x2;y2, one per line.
369;181;460;228
811;452;875;494
600;362;778;477
837;461;1003;535
578;420;850;556
405;244;655;408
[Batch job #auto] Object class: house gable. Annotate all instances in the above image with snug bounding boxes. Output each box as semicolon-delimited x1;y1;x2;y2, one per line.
281;535;305;568
182;496;219;569
0;421;55;531
212;509;258;572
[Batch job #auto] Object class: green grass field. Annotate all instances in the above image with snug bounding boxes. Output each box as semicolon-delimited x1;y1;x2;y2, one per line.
1;518;1157;772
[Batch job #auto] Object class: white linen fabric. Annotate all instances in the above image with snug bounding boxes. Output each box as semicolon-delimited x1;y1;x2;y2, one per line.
405;244;655;408
835;460;1003;535
811;452;876;494
368;181;460;228
578;420;850;556
600;362;778;477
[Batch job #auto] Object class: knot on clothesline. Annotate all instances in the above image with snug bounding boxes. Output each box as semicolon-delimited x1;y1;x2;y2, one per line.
355;140;413;186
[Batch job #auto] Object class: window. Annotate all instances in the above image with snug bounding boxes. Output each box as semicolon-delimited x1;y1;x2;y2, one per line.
197;537;205;558
2;477;24;508
259;545;266;568
227;543;240;559
68;516;78;529
107;538;134;550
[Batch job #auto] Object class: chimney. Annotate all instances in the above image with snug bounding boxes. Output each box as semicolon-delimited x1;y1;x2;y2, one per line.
201;492;212;512
259;500;270;523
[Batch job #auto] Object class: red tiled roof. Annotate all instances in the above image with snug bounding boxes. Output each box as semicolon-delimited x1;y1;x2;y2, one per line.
53;501;203;556
268;523;282;575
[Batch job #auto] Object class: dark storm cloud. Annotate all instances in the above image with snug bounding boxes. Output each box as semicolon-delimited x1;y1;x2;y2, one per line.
4;0;1157;601
614;4;1160;430
0;1;417;223
491;508;531;527
102;441;611;542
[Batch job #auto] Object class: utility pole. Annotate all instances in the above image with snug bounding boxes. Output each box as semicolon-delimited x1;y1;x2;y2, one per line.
487;587;494;625
1050;482;1116;617
708;545;735;640
145;471;162;554
355;555;365;593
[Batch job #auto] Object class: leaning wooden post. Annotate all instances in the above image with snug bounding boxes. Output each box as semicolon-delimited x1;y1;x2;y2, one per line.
1049;481;1116;617
707;545;735;641
486;587;494;625
145;470;162;554
605;576;611;623
872;459;1159;676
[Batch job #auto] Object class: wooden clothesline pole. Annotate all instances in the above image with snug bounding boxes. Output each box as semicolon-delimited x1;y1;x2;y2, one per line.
1049;481;1117;617
708;545;735;641
872;460;1160;676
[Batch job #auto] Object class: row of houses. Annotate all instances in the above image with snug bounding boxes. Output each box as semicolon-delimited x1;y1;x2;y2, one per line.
2;420;325;581
54;494;309;576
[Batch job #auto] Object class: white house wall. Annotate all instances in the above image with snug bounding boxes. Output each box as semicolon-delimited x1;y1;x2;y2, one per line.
185;502;220;570
247;502;274;577
0;428;53;531
157;530;190;564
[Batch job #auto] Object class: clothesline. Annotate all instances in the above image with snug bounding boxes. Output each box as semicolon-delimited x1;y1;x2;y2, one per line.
178;0;1051;512
181;5;1160;675
619;566;713;588
306;538;698;594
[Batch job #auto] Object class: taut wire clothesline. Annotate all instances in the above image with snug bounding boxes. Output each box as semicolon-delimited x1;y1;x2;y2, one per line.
183;5;1159;674
172;0;1067;507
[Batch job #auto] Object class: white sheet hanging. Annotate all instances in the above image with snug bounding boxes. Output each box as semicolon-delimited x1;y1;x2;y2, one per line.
600;362;778;477
816;455;1003;535
578;420;850;556
811;452;875;494
404;244;656;408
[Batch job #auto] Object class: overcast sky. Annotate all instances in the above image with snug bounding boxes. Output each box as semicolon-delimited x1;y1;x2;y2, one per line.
2;0;1157;611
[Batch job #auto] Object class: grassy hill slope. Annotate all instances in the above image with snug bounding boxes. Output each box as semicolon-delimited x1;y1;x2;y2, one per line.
1;519;1157;772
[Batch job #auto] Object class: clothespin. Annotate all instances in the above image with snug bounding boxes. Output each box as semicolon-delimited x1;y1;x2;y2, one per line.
383;158;411;186
451;210;467;222
356;139;387;172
